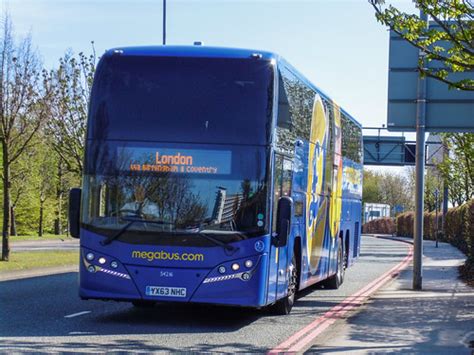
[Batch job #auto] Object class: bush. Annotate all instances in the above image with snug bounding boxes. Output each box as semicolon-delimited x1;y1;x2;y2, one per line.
423;211;443;241
445;200;473;258
396;199;474;262
362;217;396;235
396;212;414;238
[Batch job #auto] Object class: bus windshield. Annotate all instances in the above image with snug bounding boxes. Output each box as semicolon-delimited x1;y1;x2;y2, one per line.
87;55;274;145
81;142;269;246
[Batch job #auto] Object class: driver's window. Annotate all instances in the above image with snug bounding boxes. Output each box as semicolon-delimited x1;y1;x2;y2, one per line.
272;154;293;231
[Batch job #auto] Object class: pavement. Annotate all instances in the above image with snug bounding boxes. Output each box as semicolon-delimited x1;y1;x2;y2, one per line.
308;236;474;354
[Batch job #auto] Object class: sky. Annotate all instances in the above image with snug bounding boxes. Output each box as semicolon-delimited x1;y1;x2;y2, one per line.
5;0;419;174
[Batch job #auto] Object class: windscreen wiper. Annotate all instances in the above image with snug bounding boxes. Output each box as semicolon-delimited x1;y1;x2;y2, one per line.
194;231;237;253
100;217;172;246
185;221;240;253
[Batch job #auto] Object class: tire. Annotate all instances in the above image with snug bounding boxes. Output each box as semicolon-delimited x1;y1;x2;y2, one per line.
272;254;298;315
132;300;156;308
324;239;345;289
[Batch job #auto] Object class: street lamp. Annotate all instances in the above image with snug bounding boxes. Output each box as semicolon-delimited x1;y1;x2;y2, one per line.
163;0;167;45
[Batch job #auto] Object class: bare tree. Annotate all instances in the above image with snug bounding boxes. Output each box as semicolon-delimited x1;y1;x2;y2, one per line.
43;49;95;235
45;49;95;175
0;14;48;261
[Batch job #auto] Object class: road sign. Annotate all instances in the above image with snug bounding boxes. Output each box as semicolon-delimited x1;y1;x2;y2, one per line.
387;29;474;132
394;205;404;214
363;136;406;165
363;135;437;166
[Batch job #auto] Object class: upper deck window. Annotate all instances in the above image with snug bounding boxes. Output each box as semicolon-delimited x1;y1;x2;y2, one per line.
88;56;274;145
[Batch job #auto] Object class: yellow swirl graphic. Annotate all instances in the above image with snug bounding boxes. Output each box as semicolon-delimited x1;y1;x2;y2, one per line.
306;95;328;270
329;102;343;238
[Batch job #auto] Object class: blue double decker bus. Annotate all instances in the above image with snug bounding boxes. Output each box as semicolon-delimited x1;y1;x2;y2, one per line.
69;46;363;314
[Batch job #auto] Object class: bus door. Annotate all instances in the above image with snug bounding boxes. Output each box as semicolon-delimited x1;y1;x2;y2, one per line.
270;154;295;301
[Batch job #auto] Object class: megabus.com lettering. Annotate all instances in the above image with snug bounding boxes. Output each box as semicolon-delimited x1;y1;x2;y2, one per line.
131;250;204;262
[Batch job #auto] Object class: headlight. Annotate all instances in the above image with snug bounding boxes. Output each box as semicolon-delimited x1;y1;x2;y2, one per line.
231;263;240;271
86;253;95;261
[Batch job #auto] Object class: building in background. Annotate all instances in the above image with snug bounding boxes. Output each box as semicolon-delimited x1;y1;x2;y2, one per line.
363;203;391;223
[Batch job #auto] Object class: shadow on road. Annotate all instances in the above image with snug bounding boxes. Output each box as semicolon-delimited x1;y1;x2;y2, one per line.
0;272;341;339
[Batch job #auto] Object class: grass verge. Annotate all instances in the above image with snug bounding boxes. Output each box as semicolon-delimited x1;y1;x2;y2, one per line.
0;250;79;272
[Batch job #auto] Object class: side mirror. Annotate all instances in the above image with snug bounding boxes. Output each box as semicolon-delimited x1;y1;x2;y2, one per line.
69;188;82;238
275;196;293;247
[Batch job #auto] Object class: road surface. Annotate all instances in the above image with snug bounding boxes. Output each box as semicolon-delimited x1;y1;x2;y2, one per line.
0;235;409;353
11;239;79;252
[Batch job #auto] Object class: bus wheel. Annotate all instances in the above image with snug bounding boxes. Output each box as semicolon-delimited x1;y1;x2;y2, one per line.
132;300;156;308
273;254;298;315
324;239;345;289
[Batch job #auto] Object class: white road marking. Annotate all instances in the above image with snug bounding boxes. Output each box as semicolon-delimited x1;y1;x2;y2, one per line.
68;331;96;335
64;311;91;318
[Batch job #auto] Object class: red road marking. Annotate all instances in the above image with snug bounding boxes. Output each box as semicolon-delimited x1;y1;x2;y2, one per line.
268;239;413;354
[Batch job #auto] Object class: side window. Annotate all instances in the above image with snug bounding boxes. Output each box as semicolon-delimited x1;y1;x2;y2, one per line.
272;155;283;231
276;66;316;156
321;98;335;195
278;67;314;141
356;125;363;163
282;158;293;197
272;154;293;231
341;113;362;163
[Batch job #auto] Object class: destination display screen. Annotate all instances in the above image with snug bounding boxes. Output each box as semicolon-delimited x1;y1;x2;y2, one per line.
119;147;232;175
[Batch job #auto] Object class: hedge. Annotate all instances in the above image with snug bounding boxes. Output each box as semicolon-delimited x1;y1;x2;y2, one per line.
362;217;396;235
395;199;474;261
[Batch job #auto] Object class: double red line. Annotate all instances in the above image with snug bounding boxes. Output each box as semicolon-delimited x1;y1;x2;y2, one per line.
269;240;413;354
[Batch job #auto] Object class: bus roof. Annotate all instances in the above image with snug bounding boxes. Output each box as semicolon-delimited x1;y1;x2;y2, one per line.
105;45;277;61
279;58;362;129
104;45;361;129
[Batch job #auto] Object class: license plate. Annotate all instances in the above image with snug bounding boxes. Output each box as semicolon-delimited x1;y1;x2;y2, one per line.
145;286;187;298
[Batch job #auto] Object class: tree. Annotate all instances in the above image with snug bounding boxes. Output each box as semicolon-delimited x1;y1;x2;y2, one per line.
423;169;443;212
363;169;414;214
45;49;95;175
37;145;56;237
378;172;414;212
370;0;474;90
362;170;383;206
9;147;37;236
0;14;49;261
438;133;474;206
44;49;95;234
406;165;444;211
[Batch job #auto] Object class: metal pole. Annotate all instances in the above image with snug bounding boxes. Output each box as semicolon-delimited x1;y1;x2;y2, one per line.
163;0;167;45
435;189;439;248
442;145;449;230
413;10;429;290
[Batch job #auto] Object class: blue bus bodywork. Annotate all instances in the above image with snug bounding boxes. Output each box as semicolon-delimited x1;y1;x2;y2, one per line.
73;46;363;313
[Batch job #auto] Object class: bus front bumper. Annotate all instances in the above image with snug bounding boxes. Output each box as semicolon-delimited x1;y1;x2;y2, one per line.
79;249;269;308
